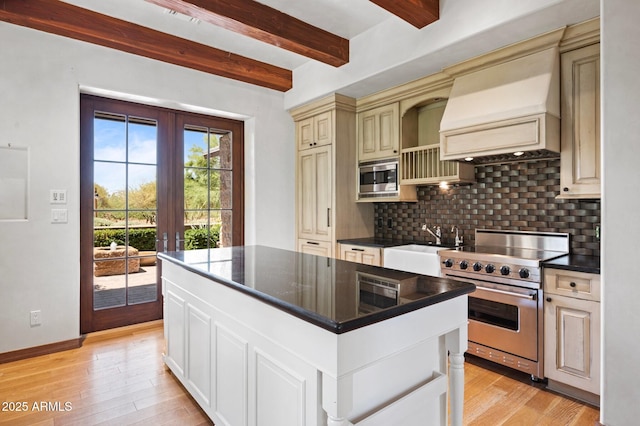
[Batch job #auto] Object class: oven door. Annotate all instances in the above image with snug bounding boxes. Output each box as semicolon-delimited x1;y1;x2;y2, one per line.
467;283;540;361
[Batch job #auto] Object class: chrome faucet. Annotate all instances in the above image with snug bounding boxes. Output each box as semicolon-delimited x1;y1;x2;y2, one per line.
422;224;441;245
451;225;463;247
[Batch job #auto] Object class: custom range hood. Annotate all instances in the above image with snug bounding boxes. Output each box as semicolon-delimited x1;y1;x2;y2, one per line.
439;45;561;164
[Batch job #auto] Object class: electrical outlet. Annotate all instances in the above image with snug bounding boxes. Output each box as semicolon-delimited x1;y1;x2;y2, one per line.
30;310;41;327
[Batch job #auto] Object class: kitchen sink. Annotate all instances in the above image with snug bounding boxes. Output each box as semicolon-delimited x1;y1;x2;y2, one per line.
383;244;449;277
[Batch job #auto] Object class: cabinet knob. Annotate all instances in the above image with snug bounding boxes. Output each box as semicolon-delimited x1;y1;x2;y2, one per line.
546;297;552;302
570;282;577;287
563;187;569;192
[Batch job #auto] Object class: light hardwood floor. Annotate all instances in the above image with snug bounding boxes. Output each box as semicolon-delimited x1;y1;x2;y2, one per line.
0;321;600;426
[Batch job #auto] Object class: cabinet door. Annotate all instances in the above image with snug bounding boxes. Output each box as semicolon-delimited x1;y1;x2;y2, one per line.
297;117;314;150
559;43;601;198
297;112;333;150
358;103;399;162
544;293;601;395
298;146;332;242
314;111;333;147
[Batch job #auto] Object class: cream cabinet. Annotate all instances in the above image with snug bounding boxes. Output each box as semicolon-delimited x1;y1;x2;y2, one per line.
298;239;332;258
298;145;332;242
291;94;374;258
338;243;382;266
357;102;400;162
558;43;601;199
297;110;332;150
544;268;601;405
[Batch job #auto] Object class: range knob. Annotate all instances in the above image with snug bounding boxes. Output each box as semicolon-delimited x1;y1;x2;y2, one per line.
519;268;530;279
485;264;496;274
459;260;469;270
500;265;511;276
443;259;454;268
473;262;483;272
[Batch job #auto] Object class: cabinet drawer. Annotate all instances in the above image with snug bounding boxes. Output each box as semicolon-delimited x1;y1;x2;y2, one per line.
338;243;382;266
544;269;600;301
298;239;333;258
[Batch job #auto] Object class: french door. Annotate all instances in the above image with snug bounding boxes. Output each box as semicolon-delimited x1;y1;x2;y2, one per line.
80;95;244;333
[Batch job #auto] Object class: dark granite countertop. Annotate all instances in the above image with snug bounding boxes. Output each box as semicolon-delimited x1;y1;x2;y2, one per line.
158;245;475;334
337;237;457;249
543;254;601;274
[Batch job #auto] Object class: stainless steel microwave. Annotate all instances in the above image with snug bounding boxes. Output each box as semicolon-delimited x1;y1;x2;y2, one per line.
358;159;398;198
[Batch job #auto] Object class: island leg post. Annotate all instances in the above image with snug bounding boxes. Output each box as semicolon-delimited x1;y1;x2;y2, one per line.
447;327;467;426
322;373;354;426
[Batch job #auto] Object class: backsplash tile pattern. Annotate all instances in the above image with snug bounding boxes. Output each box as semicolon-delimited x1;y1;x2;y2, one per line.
374;160;601;256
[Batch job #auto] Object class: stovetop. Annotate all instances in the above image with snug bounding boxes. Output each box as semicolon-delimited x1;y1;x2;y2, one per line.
441;245;568;264
438;230;570;288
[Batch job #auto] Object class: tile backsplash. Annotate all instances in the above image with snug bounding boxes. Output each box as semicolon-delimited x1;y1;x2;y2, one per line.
374;159;601;256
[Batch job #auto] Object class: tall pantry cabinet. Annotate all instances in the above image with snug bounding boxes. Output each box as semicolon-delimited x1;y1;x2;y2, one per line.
291;94;374;258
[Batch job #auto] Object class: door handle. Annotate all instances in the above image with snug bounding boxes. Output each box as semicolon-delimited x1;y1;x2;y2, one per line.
160;232;168;252
475;286;536;300
176;232;185;252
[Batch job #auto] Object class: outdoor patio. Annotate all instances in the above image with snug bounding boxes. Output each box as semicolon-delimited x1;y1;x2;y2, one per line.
93;264;158;309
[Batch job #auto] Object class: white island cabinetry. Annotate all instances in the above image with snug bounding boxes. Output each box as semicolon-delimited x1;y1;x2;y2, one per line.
159;246;473;426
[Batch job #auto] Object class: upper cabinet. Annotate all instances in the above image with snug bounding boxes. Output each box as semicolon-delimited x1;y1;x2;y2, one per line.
357;103;400;162
297;110;333;150
558;42;601;199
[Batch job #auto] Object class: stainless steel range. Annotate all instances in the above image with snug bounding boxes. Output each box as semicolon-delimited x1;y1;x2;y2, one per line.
439;229;570;380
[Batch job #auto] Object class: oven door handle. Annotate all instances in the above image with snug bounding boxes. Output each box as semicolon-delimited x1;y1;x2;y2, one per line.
475;286;537;300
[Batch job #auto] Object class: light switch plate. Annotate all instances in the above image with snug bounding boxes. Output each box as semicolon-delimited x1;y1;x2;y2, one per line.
50;189;67;204
51;208;68;223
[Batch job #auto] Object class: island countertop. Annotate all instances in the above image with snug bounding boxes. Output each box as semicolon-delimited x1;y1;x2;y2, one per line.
158;245;475;334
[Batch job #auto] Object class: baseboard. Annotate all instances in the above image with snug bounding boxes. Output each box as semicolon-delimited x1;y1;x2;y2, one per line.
546;378;600;407
0;320;164;364
0;337;84;364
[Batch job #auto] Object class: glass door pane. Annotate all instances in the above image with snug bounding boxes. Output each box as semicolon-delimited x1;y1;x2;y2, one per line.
183;126;233;249
92;113;158;310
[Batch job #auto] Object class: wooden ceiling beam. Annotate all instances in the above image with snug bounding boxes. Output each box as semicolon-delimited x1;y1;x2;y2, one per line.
0;0;292;92
146;0;349;67
369;0;439;29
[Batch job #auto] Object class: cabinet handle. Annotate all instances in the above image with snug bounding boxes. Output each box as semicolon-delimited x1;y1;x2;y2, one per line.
327;208;331;227
351;248;365;252
569;282;577;287
307;241;319;245
546;297;552;302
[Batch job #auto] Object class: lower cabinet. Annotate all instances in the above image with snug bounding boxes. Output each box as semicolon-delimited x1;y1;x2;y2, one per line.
298;239;332;258
544;269;601;405
338;243;382;266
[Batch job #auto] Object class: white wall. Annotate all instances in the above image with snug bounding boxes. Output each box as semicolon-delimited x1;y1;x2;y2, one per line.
0;23;294;353
601;1;640;424
284;0;600;109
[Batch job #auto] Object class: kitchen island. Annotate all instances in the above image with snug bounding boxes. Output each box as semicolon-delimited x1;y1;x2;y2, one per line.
158;245;475;426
